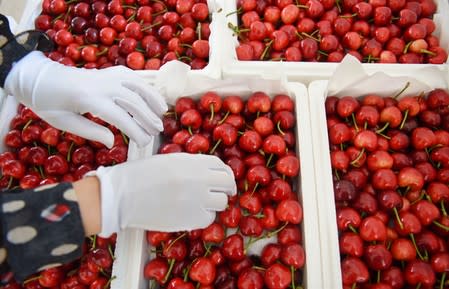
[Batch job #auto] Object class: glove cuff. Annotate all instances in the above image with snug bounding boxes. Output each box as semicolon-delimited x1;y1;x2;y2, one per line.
85;167;120;237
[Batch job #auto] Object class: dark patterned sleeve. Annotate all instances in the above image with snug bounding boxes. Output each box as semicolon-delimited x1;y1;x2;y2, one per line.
0;13;53;87
0;183;85;282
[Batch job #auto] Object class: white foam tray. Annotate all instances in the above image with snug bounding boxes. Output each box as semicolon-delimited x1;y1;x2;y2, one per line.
219;0;449;84
110;79;324;289
17;0;225;81
308;73;449;289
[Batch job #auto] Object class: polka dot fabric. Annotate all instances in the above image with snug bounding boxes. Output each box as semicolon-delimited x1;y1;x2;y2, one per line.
0;183;84;281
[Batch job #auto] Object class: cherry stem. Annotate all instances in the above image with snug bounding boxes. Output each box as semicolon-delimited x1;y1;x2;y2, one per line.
403;41;412;54
377;270;381;283
399;109;409;130
67;141;75;162
441;201;447;216
266;153;274;167
393;207;404;230
6;176;13;190
301;32;320;42
183;267;189;282
23;275;41;285
440;272;446;289
291;266;296;289
251;183;259;195
277;121;285;135
376;122;390;133
410;192;426;205
416;283;422;289
209;104;215;121
196;22;202;41
203;242;212;257
409;233;425;261
420;49;436;56
141;21;162;31
104;276;117;289
351;113;359;132
108;244;115;260
393;82;410;99
127;12;136;22
22;119;33;131
91;235;97;249
348;224;358;234
188;126;193;136
218;111;230;125
378;132;391;139
120;131;129;145
260;40;273;60
165;232;187;253
252;265;266;271
225;7;242;17
350;148;365;167
317;50;329;57
335;0;342;12
209;139;222;154
340;13;357;18
163;258;176;283
334;169;341;180
433;220;449;231
351;283;356;289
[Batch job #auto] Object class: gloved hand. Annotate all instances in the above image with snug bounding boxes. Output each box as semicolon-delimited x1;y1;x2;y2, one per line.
4;51;167;148
87;153;236;237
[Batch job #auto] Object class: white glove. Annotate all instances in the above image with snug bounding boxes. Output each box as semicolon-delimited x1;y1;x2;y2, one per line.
4;51;167;148
88;153;237;237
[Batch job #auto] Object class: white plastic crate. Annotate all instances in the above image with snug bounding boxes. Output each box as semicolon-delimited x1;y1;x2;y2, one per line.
219;0;449;84
308;67;449;289
17;0;225;81
110;78;323;289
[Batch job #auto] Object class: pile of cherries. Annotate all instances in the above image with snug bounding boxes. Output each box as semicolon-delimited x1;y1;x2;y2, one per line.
0;104;128;288
35;0;211;70
325;88;449;288
232;0;448;63
144;92;304;289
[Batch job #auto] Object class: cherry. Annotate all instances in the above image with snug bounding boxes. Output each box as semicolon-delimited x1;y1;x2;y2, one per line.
359;216;387;241
339;232;363;257
237;268;264;289
253;117;274;137
275;155;300;177
275;199;302;224
341;257;369;286
144;258;169;283
404;260;436;287
281;243;305;269
238;131;262;153
264;263;291;289
222;234;245;262
2;160;26;179
38;267;63;287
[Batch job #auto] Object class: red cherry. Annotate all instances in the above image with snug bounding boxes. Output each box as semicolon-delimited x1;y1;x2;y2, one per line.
2;160;26;179
404;260;436;287
189;257;216;285
275;155;300;177
275;199;303;224
237;268;264;289
264;263;291;289
144;258;168;283
341;257;369;286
